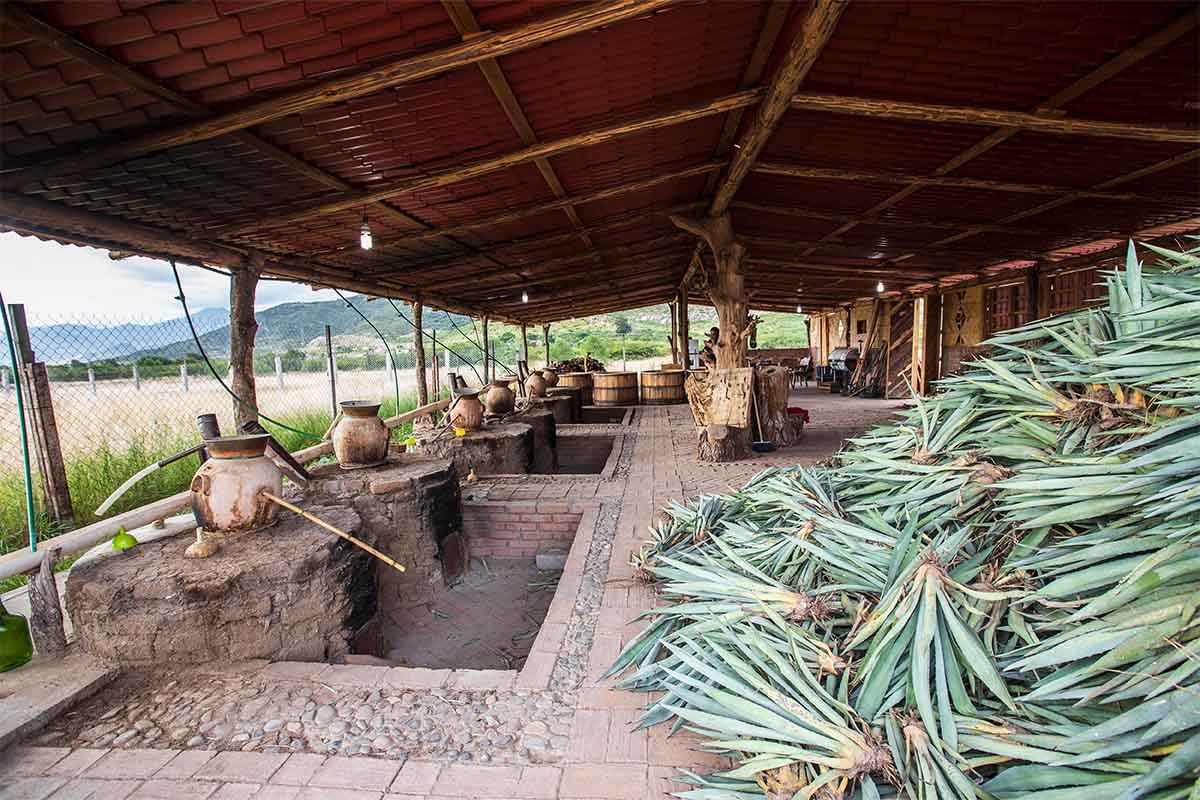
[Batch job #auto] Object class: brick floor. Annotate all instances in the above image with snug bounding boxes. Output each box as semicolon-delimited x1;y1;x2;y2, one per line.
0;392;899;799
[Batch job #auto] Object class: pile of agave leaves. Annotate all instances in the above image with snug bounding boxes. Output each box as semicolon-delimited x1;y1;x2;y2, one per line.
607;241;1200;800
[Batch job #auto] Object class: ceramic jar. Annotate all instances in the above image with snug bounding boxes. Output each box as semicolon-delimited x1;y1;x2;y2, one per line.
525;371;547;398
450;389;485;431
190;434;283;532
332;400;390;469
485;378;516;415
541;369;559;387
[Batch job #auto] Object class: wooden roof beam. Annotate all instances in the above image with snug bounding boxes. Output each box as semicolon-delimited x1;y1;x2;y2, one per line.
747;258;946;279
223;90;763;235
708;0;849;216
731;201;1038;236
457;254;684;301
6;0;678;188
795;7;1199;255
306;164;721;258
741;233;1045;262
752;162;1190;204
0;192;518;324
441;0;598;257
789;93;1199;144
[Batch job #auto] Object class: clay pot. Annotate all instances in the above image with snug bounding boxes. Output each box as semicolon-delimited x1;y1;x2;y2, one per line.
191;434;282;533
525;371;547;398
541;369;559;387
450;389;485;431
332;400;390;469
485;378;516;415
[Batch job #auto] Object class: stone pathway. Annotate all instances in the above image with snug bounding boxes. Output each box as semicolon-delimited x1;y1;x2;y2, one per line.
0;389;903;799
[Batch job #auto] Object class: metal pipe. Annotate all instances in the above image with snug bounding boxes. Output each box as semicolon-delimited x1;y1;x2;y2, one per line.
1;295;37;552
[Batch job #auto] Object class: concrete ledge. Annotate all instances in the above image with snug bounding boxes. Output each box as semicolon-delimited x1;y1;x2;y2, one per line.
0;649;117;750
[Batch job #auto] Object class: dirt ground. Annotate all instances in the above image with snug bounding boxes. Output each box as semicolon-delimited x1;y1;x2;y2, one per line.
381;558;558;671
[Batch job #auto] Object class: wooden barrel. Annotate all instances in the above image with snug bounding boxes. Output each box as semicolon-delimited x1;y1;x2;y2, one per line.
640;369;686;405
593;372;639;406
558;371;594;406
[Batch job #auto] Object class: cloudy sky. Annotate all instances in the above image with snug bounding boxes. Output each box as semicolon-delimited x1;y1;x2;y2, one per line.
1;231;338;322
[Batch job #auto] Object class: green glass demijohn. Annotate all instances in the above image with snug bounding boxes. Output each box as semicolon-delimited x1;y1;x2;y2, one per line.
0;596;34;672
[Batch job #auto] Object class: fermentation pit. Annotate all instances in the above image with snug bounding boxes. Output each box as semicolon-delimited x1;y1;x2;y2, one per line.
556;434;618;475
578;406;633;425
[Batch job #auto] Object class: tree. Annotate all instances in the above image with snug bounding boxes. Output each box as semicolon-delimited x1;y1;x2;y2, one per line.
613;316;632;336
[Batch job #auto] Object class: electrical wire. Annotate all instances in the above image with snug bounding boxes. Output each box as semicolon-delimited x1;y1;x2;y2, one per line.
1;293;38;552
332;288;399;414
170;261;322;441
446;312;515;376
384;298;485;384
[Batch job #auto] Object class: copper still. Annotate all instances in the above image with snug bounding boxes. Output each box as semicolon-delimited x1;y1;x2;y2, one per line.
525;371;547;398
484;378;516;415
191;434;283;533
332;400;390;469
542;368;559;387
450;387;485;431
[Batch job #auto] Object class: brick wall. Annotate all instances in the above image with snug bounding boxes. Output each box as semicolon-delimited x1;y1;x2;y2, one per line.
462;501;583;558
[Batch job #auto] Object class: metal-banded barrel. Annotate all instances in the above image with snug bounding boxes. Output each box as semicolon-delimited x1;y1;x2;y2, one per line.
593;372;638;406
640;370;686;405
558;371;594;406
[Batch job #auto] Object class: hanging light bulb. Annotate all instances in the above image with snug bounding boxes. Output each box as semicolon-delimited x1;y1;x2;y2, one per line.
521;290;529;303
795;304;803;314
359;209;373;250
876;280;885;293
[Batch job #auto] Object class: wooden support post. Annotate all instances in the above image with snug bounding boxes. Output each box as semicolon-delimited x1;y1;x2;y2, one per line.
274;353;284;389
8;305;74;526
521;324;529;363
542;323;551;368
844;307;852;347
679;286;689;368
920;292;942;395
668;300;679;365
229;266;260;430
27;547;67;658
413;302;428;405
1025;267;1041;324
481;316;490;384
324;325;337;417
431;331;440;399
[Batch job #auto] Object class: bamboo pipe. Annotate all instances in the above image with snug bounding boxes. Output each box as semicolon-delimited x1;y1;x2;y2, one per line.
260;491;406;574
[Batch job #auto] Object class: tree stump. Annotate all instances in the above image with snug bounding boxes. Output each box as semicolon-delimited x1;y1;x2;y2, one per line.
756;365;802;446
698;424;752;462
29;547;67;657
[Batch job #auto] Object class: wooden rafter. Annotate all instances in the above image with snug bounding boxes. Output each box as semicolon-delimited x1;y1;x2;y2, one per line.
306;164;720;258
222;90;763;235
753;162;1189;203
746;258;947;280
6;0;678;188
741;234;1046;262
0;191;522;324
789;93;1199;143
700;0;792;198
708;0;849;215
459;254;684;298
731;201;1039;236
441;0;597;257
796;7;1199;257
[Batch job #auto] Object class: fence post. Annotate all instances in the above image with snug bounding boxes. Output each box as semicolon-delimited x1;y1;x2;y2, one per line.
180;361;188;391
132;362;140;390
274;353;284;389
87;364;96;396
430;331;440;399
325;325;337;417
8;304;75;526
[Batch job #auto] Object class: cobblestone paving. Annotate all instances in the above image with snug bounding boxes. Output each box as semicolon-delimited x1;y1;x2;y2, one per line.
5;390;898;799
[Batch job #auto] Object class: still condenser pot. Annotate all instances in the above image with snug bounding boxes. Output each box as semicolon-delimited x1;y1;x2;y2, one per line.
191;434;283;533
332;400;391;468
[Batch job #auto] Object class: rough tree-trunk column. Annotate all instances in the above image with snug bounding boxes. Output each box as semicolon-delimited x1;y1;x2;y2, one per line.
672;213;751;461
671;214;748;368
520;324;529;364
229;265;259;429
413;301;428;406
481;316;490;384
542;324;551;368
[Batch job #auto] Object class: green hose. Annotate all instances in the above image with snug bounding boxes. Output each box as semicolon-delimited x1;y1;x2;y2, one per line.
1;294;38;552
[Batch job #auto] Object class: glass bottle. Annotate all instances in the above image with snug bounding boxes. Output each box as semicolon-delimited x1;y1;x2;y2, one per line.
0;597;34;672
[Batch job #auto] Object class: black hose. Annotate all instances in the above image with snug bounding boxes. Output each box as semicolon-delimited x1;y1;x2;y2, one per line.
383;299;485;384
170;261;322;441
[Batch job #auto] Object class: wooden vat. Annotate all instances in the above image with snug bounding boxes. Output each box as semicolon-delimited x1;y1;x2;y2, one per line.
640;370;686;405
558;371;594;406
593;372;638;406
